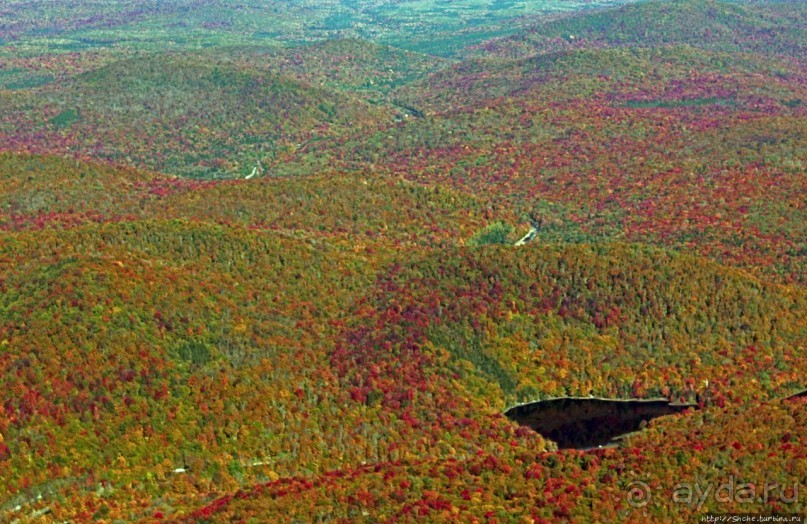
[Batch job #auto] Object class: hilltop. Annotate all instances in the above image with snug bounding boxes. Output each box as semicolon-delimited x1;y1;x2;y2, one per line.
0;52;394;178
0;152;493;245
467;0;807;58
225;39;452;96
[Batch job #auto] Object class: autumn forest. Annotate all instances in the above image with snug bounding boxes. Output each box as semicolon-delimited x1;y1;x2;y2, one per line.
0;0;804;522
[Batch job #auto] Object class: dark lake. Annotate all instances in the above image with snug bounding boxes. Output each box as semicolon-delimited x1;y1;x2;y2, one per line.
505;397;696;449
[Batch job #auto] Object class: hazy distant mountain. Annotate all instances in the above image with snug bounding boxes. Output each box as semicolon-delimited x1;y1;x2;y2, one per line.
466;0;807;58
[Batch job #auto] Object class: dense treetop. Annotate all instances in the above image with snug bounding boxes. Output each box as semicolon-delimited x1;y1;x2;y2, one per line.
0;0;804;521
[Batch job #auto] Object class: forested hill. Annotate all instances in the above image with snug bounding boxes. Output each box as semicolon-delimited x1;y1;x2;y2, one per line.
0;52;395;178
0;0;804;521
466;0;807;58
1;153;803;521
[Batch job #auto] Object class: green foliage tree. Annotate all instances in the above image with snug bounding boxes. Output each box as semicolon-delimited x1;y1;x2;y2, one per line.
466;222;512;246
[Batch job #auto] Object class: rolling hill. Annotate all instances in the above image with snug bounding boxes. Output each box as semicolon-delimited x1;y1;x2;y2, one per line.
2;192;802;520
0;0;804;521
0;52;395;178
466;0;807;59
295;43;806;282
187;397;805;522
